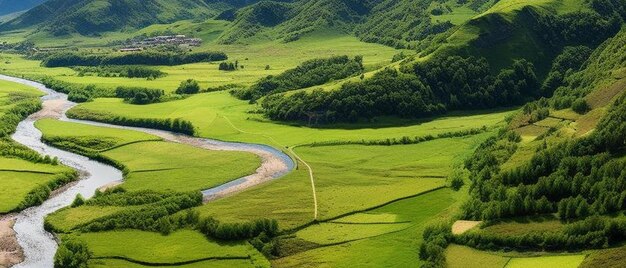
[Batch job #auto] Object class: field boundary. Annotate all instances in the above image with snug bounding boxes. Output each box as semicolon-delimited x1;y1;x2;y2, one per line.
91;255;251;266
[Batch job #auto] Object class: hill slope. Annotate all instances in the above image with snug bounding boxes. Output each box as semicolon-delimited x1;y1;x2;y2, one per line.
0;0;47;16
0;0;263;36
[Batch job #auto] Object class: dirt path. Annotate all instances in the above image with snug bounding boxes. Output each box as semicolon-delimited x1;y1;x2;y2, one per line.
452;220;482;235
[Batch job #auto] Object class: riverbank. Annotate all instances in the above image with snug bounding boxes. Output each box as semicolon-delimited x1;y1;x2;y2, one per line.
0;217;22;268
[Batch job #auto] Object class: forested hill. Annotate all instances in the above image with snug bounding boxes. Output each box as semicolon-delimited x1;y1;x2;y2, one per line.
0;0;47;16
257;0;626;124
219;0;496;46
0;0;265;35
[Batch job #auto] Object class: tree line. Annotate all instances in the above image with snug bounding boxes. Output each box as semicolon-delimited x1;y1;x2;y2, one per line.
72;65;166;79
233;55;364;100
260;56;540;123
42;51;228;67
115;86;164;104
67;108;195;135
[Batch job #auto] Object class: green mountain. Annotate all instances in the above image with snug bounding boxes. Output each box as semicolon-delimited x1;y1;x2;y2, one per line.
219;0;495;46
0;0;47;16
0;0;263;36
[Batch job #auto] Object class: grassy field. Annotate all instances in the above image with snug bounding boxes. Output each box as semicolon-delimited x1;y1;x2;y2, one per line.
35;119;260;193
506;255;586;268
0;31;400;93
0;158;71;213
581;245;626;268
446;244;511;268
273;189;459;268
67;229;270;267
196;133;492;229
446;245;587;268
480;216;564;236
69;91;512;146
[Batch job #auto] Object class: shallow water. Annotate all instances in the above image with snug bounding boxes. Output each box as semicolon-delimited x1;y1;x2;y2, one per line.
1;74;294;267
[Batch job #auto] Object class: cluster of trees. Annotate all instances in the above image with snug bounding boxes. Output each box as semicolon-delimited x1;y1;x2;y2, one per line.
218;61;239;71
456;216;626;252
234;55;364;100
77;192;202;233
462;93;626;223
198;217;279;241
309;127;488;147
42;51;228;67
175;79;200;94
260;56;540;123
16;171;78;212
54;239;91;268
67;108;195;135
72;65;166;79
0;93;41;137
40;77;114;103
419;222;453;268
115;87;164;104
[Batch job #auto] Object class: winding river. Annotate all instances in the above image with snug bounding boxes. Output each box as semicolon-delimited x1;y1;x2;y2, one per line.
1;74;295;267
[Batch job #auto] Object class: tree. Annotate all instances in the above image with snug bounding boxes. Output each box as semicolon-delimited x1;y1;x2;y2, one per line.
54;239;91;268
71;194;85;208
175;79;200;94
572;98;590;114
449;168;465;191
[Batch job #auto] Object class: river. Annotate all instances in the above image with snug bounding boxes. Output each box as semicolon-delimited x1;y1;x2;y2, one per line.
1;74;294;267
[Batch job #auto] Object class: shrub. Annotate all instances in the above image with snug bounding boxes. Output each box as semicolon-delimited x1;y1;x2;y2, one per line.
54;239;91;268
175;79;200;94
71;194;85;208
115;87;164;104
572;98;590;114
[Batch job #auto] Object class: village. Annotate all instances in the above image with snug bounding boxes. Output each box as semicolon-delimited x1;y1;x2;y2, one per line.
120;35;203;52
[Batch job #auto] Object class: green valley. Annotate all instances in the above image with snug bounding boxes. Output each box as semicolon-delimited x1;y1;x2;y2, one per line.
0;0;625;267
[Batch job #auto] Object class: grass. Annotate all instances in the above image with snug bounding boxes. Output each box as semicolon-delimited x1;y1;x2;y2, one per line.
446;244;510;268
197;133;491;229
446;244;587;268
480;216;564;236
581;245;626;268
68;229;269;267
69;91;512;147
506;255;586;268
0;31;400;93
272;188;458;268
36;119;159;149
36;120;261;193
46;205;126;232
88;259;260;268
0;163;67;213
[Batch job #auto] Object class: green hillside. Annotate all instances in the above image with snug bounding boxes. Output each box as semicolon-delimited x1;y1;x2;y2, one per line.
0;0;263;35
0;0;47;16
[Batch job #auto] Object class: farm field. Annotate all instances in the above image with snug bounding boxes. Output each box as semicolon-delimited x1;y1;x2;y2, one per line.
36;119;261;193
67;230;270;267
445;245;587;268
273;189;459;267
68;91;512;146
2;0;624;266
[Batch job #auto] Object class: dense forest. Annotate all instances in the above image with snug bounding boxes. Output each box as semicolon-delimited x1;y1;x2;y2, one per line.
418;26;626;268
261;56;539;123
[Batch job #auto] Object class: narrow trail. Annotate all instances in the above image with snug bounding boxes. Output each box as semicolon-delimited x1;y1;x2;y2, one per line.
0;74;295;267
220;114;319;220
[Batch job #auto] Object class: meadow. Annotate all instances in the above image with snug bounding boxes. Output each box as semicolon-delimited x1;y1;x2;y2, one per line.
36;119;261;193
445;245;587;268
273;189;459;268
67;229;270;267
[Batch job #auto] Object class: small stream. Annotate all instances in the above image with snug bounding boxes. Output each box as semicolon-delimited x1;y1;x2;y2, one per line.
1;74;295;267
